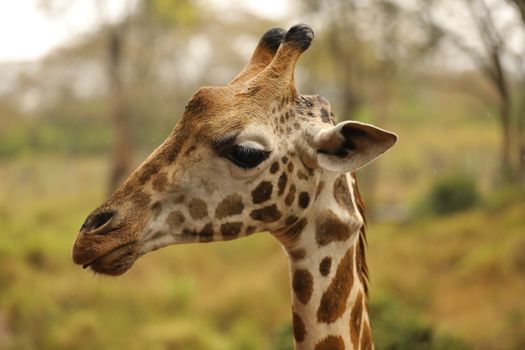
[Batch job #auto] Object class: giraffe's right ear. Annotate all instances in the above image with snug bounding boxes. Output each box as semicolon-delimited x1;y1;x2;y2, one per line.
307;121;397;173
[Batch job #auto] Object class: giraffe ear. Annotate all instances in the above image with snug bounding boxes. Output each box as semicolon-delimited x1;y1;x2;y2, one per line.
311;121;397;173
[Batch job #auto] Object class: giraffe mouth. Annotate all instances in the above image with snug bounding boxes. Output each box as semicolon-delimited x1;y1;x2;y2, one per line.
81;241;139;276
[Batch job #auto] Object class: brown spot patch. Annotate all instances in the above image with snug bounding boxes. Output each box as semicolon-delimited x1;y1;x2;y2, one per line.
285;215;298;225
173;194;185;204
315;210;351;246
183;223;214;242
287;162;294;173
251;181;273;204
250;204;282;223
298;192;310;209
270;162;280;174
317;247;354;323
361;321;373;350
283;218;307;243
282;156;289;164
220;222;243;238
166;210;185;228
314;335;345;350
245;225;257;235
198;223;214;242
292;269;313;304
319;257;332;276
350;291;364;349
152;172;168;192
215;194;244;219
277;173;288;195
292;312;306;343
334;175;353;210
285;184;296;206
189;198;208;220
151;201;162;218
289;248;306;261
297;170;308;180
138;161;160;185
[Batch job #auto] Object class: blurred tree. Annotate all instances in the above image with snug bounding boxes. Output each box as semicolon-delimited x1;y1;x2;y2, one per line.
105;21;131;192
506;0;525;183
418;0;525;185
302;0;364;119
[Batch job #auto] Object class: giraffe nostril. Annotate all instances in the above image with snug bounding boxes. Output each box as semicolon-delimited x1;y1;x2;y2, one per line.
81;210;115;234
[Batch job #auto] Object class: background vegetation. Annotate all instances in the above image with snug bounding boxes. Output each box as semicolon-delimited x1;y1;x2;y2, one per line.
1;0;524;349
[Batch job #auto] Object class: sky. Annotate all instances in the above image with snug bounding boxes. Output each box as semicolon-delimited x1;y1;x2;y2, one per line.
0;0;290;63
0;1;138;63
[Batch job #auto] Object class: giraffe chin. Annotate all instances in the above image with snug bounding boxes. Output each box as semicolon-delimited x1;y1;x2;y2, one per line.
83;242;139;276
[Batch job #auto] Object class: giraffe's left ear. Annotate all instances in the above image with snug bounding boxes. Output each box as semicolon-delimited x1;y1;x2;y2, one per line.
309;121;397;173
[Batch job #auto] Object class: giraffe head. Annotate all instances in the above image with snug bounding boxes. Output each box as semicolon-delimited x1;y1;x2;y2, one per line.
72;24;396;276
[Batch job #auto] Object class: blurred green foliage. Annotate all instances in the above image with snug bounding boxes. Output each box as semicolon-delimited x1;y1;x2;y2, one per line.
0;119;111;157
370;296;466;350
428;175;480;215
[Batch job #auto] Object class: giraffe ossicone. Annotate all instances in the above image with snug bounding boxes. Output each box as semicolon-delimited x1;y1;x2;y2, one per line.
72;24;397;349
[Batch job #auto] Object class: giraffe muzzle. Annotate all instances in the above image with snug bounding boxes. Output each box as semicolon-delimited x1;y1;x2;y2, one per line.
80;241;139;276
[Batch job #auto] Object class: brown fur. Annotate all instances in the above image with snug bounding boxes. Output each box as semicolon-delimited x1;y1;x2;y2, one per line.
319;257;332;277
292;269;314;305
349;291;364;348
315;210;351;246
297;170;308;180
220;222;243;238
317;247;354;323
152;172;168;192
189;198;208;220
277;172;288;195
285;184;296;206
314;335;345;350
281;218;307;244
270;161;280;174
215;194;244;219
360;321;373;350
250;204;282;223
166;210;185;228
292;312;307;343
298;192;310;209
251;181;273;204
289;248;306;261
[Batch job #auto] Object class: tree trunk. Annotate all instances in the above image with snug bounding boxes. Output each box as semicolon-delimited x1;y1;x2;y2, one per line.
517;98;525;185
500;101;514;183
107;26;131;193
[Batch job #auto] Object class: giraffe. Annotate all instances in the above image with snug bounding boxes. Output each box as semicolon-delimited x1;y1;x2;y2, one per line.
72;24;397;349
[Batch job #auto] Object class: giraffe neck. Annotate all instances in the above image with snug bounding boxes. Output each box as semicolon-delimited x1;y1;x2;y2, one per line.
280;173;373;350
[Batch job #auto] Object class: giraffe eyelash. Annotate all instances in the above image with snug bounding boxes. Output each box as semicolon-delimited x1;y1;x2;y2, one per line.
227;145;270;169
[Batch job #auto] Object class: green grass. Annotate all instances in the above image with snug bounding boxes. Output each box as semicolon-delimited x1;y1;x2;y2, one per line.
1;156;523;349
368;198;525;349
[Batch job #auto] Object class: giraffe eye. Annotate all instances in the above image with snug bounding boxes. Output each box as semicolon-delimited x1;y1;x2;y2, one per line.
228;145;269;169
